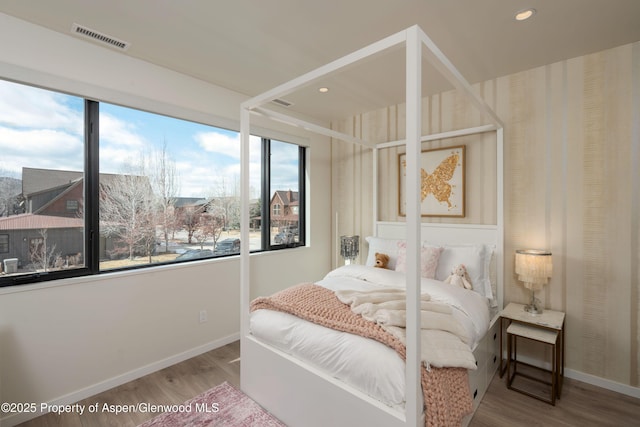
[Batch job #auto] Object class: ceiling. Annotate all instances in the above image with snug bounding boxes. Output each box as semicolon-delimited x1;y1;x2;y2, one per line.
1;0;639;122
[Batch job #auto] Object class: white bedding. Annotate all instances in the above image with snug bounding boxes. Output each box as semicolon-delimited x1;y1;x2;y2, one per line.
249;265;490;408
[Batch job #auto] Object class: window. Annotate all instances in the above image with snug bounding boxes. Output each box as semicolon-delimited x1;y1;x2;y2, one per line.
265;139;305;248
97;102;250;270
66;200;79;212
0;79;85;284
0;79;306;286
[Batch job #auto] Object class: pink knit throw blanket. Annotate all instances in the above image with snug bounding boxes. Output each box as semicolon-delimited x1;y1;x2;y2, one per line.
250;283;472;427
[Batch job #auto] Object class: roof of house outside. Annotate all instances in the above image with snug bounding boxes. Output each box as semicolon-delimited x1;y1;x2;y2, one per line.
21;167;148;197
22;167;82;196
173;197;206;208
271;190;299;206
0;213;83;230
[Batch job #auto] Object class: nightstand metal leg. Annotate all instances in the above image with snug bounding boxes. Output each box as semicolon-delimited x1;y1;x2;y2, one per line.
499;317;510;378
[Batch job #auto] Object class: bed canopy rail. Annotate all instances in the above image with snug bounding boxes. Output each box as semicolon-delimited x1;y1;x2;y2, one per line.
251;106;373;148
240;24;503;427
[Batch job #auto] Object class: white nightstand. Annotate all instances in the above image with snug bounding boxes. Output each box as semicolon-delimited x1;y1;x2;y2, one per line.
499;302;565;405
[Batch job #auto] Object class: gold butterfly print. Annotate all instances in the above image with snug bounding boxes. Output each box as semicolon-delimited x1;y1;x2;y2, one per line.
403;151;460;210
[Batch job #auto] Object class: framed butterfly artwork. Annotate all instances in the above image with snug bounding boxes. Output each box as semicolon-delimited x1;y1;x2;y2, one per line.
398;145;465;217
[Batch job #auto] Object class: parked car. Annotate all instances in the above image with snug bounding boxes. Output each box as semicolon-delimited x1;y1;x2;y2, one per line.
175;249;213;261
282;226;299;236
214;238;241;255
274;231;295;244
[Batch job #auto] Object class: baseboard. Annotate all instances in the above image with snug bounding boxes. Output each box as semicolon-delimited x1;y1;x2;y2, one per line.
564;368;640;399
510;353;640;399
0;333;239;427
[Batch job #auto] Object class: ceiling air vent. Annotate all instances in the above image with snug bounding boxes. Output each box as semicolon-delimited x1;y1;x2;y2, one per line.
272;98;293;108
71;23;130;51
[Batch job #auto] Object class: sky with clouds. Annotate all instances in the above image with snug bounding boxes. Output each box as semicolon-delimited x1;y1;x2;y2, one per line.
0;79;300;198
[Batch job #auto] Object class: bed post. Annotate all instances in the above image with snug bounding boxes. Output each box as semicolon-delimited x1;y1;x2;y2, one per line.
496;127;504;312
405;24;422;427
240;106;251;338
372;147;378;229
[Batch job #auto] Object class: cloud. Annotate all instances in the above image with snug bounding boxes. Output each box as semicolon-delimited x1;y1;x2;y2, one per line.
99;113;149;149
173;151;262;198
167;134;265;197
0;80;82;134
0;80;87;173
0;79;299;201
0;126;84;172
270;162;300;190
194;131;241;159
99;146;147;174
268;141;300;191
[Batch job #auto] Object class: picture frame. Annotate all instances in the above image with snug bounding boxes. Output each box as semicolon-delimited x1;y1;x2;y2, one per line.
398;145;465;217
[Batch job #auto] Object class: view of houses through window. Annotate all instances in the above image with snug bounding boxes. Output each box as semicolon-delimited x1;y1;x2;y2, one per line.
0;79;305;285
270;140;302;246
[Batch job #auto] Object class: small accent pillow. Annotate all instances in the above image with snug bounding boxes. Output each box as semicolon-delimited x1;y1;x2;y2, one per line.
394;242;443;279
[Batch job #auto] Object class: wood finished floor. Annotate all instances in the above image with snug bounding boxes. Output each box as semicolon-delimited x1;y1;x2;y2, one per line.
470;374;640;427
17;341;240;427
17;340;640;427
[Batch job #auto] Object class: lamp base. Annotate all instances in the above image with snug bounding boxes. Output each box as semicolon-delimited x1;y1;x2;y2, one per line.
524;303;543;315
524;290;543;315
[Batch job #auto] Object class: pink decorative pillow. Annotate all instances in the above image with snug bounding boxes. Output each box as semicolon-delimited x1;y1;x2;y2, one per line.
395;242;443;279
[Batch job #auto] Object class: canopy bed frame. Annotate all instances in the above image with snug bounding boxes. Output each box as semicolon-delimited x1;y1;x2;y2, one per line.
240;25;504;426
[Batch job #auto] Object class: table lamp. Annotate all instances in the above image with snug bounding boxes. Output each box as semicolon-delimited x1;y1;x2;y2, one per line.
515;249;552;315
340;235;359;265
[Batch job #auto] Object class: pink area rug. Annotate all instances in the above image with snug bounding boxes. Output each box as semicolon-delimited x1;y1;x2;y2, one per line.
138;382;286;427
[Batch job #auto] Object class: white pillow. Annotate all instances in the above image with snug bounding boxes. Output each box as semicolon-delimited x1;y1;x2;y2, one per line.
366;236;495;299
365;236;403;270
435;244;494;299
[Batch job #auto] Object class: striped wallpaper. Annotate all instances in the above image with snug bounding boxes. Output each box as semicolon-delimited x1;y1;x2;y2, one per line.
331;41;640;388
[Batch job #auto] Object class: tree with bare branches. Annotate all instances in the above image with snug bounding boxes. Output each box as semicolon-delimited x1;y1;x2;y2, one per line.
192;211;225;250
100;166;157;261
179;205;204;244
149;141;179;253
28;229;60;272
0;166;21;217
209;177;241;230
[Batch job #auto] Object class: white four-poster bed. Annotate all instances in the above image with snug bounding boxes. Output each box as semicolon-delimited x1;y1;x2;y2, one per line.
240;25;504;427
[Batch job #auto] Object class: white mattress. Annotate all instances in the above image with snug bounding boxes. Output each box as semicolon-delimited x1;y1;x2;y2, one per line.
249;265;490;407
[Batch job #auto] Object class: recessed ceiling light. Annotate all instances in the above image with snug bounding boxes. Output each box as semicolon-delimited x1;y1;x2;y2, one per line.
318;87;329;93
515;8;536;21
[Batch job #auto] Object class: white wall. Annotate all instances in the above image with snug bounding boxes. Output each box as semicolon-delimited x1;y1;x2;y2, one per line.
331;41;640;395
0;13;332;426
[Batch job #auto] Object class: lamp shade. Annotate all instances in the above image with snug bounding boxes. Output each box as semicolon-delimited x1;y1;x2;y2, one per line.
515;249;552;290
340;235;360;261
